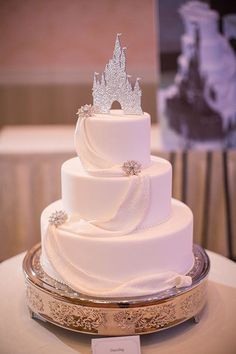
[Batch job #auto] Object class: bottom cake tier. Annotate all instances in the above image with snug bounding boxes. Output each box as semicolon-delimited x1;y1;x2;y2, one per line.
40;198;194;297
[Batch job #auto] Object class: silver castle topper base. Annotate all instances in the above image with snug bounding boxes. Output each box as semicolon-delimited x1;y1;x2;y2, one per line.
92;34;142;115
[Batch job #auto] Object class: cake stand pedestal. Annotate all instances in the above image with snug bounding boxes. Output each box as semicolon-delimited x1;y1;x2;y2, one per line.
23;244;209;336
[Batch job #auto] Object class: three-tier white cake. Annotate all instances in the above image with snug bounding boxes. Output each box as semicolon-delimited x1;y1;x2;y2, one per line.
40;35;194;298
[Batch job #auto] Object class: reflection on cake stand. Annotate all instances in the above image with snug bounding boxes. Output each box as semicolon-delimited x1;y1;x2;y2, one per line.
23;244;209;336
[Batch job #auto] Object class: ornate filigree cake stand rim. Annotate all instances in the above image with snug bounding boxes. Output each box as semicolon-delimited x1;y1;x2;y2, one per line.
23;243;210;336
23;243;209;304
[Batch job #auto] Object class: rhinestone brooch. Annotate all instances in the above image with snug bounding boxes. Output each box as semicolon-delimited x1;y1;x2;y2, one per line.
76;104;97;119
122;160;142;176
48;210;68;227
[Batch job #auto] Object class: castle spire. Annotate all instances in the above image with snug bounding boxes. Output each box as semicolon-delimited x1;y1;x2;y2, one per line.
120;47;126;70
134;77;141;91
113;33;122;61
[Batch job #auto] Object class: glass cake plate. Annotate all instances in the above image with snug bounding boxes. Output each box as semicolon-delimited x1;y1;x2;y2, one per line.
23;243;210;336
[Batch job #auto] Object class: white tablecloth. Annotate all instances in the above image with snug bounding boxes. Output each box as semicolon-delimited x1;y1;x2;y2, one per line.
0;250;236;354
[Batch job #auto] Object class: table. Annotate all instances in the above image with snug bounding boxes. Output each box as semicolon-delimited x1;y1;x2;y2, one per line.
0;250;236;354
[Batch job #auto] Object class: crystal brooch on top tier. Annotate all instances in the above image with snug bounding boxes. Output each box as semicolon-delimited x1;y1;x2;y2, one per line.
92;33;142;115
48;210;68;227
76;104;97;119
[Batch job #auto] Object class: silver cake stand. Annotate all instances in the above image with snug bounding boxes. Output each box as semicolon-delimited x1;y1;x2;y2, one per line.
23;243;210;336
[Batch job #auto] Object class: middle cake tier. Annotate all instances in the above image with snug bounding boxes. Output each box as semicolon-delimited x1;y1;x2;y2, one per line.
62;155;172;229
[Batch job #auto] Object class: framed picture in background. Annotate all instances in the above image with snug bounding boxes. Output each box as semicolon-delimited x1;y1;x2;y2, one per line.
158;0;236;150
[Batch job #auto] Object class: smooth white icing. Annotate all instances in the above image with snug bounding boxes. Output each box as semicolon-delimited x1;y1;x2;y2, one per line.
61;156;172;229
74;110;151;170
41;199;194;297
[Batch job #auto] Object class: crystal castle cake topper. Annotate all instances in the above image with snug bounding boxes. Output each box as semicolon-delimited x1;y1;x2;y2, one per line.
92;33;142;115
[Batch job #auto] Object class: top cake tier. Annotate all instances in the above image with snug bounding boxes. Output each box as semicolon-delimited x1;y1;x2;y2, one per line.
74;109;151;170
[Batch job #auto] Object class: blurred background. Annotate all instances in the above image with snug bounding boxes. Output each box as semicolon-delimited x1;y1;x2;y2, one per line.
159;0;236;74
0;0;157;126
0;0;235;262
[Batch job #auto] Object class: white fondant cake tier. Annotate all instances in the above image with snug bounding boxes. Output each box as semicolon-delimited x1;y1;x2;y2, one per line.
41;199;194;297
61;156;172;228
74;110;151;170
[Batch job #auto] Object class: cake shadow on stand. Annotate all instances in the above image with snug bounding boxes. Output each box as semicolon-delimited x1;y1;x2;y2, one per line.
23;33;210;335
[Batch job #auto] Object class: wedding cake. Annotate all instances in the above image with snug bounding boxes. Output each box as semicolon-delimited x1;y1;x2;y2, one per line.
40;34;194;298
